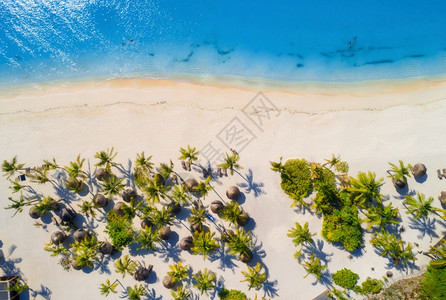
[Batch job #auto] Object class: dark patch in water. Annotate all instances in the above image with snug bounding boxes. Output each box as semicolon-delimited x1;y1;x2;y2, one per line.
216;47;234;55
177;51;194;62
296;63;304;68
320;52;332;58
406;54;424;58
368;46;393;50
288;53;304;59
364;59;394;65
148;53;154;57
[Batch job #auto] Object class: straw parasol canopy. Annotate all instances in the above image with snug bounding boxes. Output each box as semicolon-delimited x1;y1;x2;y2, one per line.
185;178;198;191
240;249;253;263
122;188;137;203
159;226;172;240
221;229;235;242
386;271;393;278
134;265;152;281
411;163;427;178
392;177;407;189
60;207;76;222
71;259;82;270
179;236;193;251
65;177;83;191
113;202;126;216
141;218;153;230
73;229;88;242
226;186;241;200
29;206;42;219
162;275;176;289
51;231;66;245
438;191;446;206
95;168;111;181
210;200;224;214
99;241;114;255
237;211;250;226
93;194;108;207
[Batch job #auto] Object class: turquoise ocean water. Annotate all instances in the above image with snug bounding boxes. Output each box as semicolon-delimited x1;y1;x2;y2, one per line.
1;0;446;90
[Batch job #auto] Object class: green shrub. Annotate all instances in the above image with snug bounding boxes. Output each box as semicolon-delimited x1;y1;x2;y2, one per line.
322;204;362;252
218;288;247;300
312;181;340;215
313;167;336;191
356;277;384;295
420;264;446;299
280;159;313;206
105;210;134;251
332;268;359;289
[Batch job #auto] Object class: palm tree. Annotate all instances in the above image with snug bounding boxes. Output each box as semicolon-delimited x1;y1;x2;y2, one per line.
348;171;384;208
149;206;175;228
193;176;212;199
362;203;400;231
114;255;137;278
221;202;244;227
159;160;174;181
404;192;437;219
241;262;267;290
167;261;189;284
1;156;25;179
44;243;69;257
178;145;199;171
127;284;146;300
5;276;28;298
193;268;216;296
8;180;31;194
135;152;153;174
135;226;161;252
370;231;417;266
171;286;191;300
101;175;125;196
29;167;54;185
142;177;170;203
270;157;284;173
387;160;412;188
64;155;86;179
171;184;192;206
226;227;253;262
287;221;316;247
43;157;59;170
5;193;38;217
78;200;97;218
34;196;59;216
71;235;99;268
191;230;220;259
299;253;327;282
323;154;341;169
95;147;119;171
218;152;243;175
99;279;119;297
188;206;207;232
429;242;446;269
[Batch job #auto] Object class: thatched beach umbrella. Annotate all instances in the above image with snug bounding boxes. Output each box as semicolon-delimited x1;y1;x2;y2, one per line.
122;188;137;203
114;202;126;216
73;229;88;242
71;259;82;270
185;178;198;191
221;229;235;242
65;177;83;191
29;206;42;219
51;231;66;245
99;241;114;255
95;168;111;181
392;177;407;189
386;271;393;278
141;218;153;230
60;207;76;222
93;194;108;207
411;163;427;178
237;211;250;226
159;226;172;240
179;236;193;251
438;191;446;206
240;249;253;263
162;275;176;289
210;200;224;214
134;265;152;281
226;186;241;200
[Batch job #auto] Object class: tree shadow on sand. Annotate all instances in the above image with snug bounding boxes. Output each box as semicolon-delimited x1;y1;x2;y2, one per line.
302;239;334;264
30;284;52;300
236;169;265;197
408;217;439;241
155;239;181;263
208;243;238;272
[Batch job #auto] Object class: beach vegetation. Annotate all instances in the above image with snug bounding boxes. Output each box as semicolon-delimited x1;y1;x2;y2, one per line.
178;145;198;170
270;157;284;173
105;210;134;251
149;205;174;228
126;284;146;300
287;221;315;247
331;268;359;289
99;279;119;297
299;253;327;282
114;255;137;278
362;202;400;231
1;156;25;179
141;176;169;203
71;235;99;268
167;261;189;284
158;160;174;181
134;225;161;252
8;180;30;194
101;175;125;196
171;184;191;206
279;158;312;207
78;200;97;218
34;196;59;215
193;176;212;198
171;286;191;300
218;288;247;300
5;193;37;216
354;277;384;296
193;268;216;295
95;147;119;171
404;192;437;219
221;201;245;227
188;206;207;232
370;230;417;266
135;152;153;174
64;154;86;179
5;276;29;297
226;227;253;262
219;152;243;176
348;171;384;208
428;241;446;269
387;160;411;188
29;167;53;185
191;230;220;259
241;262;267;290
419;264;446;299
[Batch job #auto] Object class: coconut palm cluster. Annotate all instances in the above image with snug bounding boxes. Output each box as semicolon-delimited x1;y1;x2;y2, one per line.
1;146;268;299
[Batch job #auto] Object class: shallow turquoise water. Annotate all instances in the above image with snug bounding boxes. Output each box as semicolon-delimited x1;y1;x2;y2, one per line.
1;0;446;89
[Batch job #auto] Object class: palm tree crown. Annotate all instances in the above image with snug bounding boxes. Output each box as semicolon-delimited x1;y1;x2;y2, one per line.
178;145;199;170
95;147;118;171
191;230;220;259
218;153;243;175
193;268;216;295
404;192;437;219
241;262;267;290
287;221;316;247
362;203;400;231
348;171;384;208
1;156;25;179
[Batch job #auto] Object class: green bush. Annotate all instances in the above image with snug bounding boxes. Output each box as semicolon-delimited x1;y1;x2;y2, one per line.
322;204;362;252
280;159;313;205
313;167;336;191
105;210;134;251
420;264;446;299
313;181;340;215
356;277;384;295
218;288;247;300
332;268;359;289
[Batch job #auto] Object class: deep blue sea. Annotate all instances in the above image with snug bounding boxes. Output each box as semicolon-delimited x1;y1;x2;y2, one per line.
1;0;446;90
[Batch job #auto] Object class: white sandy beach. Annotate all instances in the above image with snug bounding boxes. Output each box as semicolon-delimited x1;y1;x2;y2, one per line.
0;78;446;299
